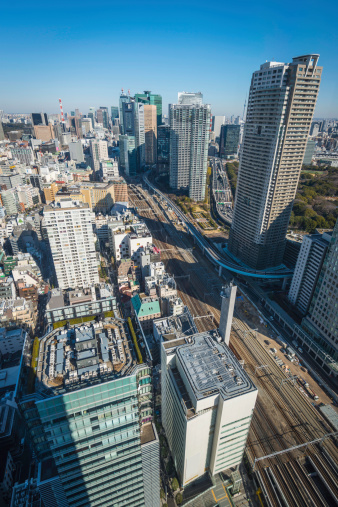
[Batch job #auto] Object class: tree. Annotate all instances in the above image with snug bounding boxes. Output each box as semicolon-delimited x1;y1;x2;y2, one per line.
171;478;179;491
160;489;165;500
176;493;183;505
161;446;168;459
166;460;174;475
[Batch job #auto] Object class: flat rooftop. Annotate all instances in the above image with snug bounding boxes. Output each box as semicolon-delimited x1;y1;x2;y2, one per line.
140;422;157;445
38;321;135;395
155;309;197;344
176;332;256;401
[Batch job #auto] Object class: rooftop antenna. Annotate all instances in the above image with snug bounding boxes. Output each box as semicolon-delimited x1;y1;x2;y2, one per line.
121;88;124;94
128;89;131;96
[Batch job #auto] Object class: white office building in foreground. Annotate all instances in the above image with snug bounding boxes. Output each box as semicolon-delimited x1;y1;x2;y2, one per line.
161;330;257;486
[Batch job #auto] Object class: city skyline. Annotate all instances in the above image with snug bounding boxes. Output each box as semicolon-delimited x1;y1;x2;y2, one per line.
1;1;337;116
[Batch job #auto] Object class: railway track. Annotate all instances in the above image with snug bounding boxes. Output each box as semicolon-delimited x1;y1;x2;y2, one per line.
127;185;338;507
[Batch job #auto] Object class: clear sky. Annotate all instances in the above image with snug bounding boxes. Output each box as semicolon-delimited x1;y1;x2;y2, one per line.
1;0;337;118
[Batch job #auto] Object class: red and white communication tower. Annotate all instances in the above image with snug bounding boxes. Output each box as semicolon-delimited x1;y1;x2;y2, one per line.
59;98;65;123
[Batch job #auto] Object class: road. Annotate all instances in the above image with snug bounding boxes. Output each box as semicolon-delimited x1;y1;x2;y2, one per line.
143;174;293;279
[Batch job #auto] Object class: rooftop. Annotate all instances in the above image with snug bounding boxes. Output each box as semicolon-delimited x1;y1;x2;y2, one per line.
154;308;197;344
175;331;256;402
132;294;161;318
140;421;157;445
38;321;134;395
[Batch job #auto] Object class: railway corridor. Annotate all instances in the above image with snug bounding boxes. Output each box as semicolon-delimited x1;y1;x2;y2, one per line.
128;185;338;507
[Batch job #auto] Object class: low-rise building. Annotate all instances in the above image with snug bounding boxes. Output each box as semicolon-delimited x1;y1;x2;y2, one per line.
0;299;35;329
45;284;117;326
110;222;152;263
0;276;16;300
131;293;161;333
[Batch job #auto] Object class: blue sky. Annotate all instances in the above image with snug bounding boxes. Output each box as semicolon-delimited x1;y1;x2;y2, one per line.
1;0;337;117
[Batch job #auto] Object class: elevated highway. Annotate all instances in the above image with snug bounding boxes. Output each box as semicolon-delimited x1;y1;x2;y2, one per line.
143;175;294;279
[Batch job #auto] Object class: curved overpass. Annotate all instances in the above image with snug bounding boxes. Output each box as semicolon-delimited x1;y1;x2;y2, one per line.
143;175;293;279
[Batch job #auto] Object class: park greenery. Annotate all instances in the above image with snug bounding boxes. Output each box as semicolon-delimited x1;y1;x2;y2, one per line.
290;166;338;232
225;161;338;233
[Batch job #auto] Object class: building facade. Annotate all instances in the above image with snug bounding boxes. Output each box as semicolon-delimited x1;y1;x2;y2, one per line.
161;331;257;486
20;324;160;507
302;219;338;355
169;95;211;201
219;125;240;159
228;54;322;270
288;231;331;315
44;200;99;289
144;105;157;166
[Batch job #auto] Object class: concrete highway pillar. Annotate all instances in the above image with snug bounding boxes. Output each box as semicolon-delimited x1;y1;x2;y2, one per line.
218;265;222;277
282;278;288;290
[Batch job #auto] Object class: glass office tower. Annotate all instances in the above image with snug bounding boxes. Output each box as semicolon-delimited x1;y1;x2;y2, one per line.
219;125;240;159
134;91;162;128
20;325;160;507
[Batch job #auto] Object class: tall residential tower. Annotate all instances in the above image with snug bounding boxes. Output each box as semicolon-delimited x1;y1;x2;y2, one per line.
169;92;211;201
229;55;322;269
44;200;99;289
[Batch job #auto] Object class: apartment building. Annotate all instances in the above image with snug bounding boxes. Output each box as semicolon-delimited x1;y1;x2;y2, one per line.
43;200;99;289
288;231;332;315
170;93;211;201
229;54;322;269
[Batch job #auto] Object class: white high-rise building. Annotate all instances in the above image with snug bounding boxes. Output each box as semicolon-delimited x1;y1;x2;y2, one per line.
212;115;225;139
44;200;99;289
90;139;108;173
69;140;84;163
229;54;322;270
135;103;145;169
288;231;331;315
178;92;203;105
161;329;257;486
170;95;211;201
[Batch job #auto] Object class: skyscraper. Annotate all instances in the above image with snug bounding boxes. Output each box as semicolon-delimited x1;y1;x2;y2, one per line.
219;124;240;159
119;134;137;177
144;104;157;166
134;103;145;171
69;140;85;163
288;231;331;315
97;107;109;129
44;200;99;289
31;112;48;126
302;219;338;357
177;91;203;105
20;324;160;507
88;107;96;129
161;327;257;486
229;54;322;270
157;125;170;175
169;93;211;201
119;92;130;132
0;121;4;141
111;106;119;121
90;139;108;173
212;115;225;139
134;91;162;128
122;102;136;136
